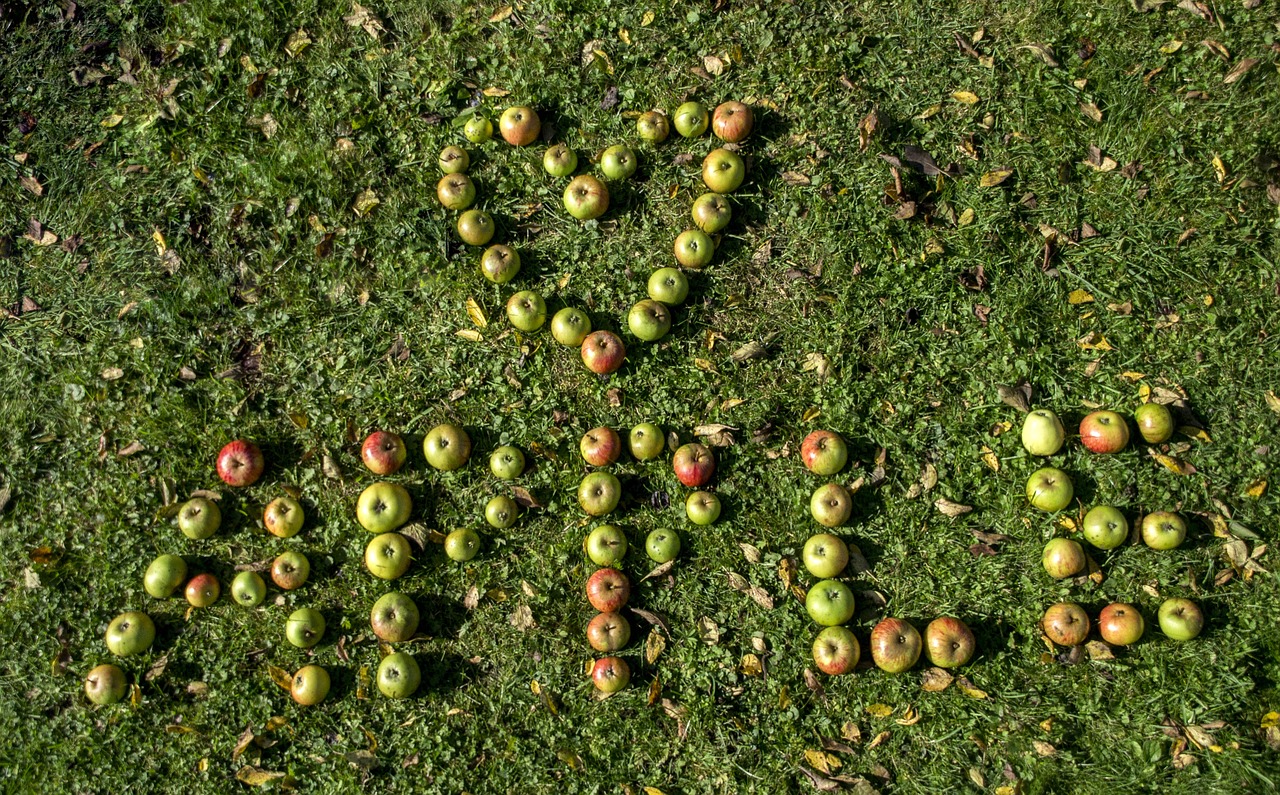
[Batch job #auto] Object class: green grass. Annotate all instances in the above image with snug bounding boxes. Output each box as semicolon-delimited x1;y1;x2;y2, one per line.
2;0;1279;792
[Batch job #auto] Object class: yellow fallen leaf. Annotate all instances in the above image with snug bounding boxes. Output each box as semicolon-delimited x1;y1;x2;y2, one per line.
739;653;764;677
1179;426;1211;443
868;730;890;748
958;208;975;226
895;705;921;726
151;229;168;256
643;788;667;795
267;665;293;691
980;445;999;472
101;113;125;128
618;28;630;45
1160;40;1184;54
1246;480;1268;499
1262;712;1280;730
235;767;286;786
802;406;821;422
952;90;980;104
352;188;380;216
465;297;488;328
1139;384;1152;402
1077;331;1112;351
1120;372;1146;382
489;5;513;22
803;749;841;774
1212;155;1226;183
980;169;1013;187
455;329;483;342
1149;450;1195;475
865;703;894;718
1267;391;1280;414
1204;294;1214;306
1058;516;1077;531
957;677;987;699
989;420;1012;437
641;11;654;25
916;104;942;120
1080;102;1103;122
1067;289;1095;304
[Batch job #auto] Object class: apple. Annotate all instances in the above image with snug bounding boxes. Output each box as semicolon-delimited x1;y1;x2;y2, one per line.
1141;511;1187;550
809;483;852;528
543;143;578;177
445;528;481;562
1042;538;1086;579
365;532;411;580
371;592;420;642
424;423;472;471
499;105;540;146
290;664;330;706
144;554;187;598
463;114;493;144
1098;602;1144;646
1079;410;1130;454
702;148;746;194
805;580;856;626
84;664;127;705
636;111;670;143
438;145;469;174
361;431;406;475
105;611;155;657
185;573;220;608
586;568;630;612
648;268;689;306
691;192;731;234
599;145;638;181
869;617;922;673
357;482;412;533
285;607;325;649
458;209;495;247
585;524;628;567
177;497;221;540
578;472;622;516
629;423;664;461
591;656;630;693
1158;597;1204;641
480;243;520;284
230;571;266;607
551;307;592;346
563;174;610;220
263;496;304;538
685;491;721;525
1082;505;1128;550
801;431;848;476
673;229;715;269
802;533;849;579
580;330;626;375
672;443;715;487
506;290;547;332
673;101;709;138
1021;409;1065;456
712;101;754;142
271;551;310;590
645;528;681;563
587;612;631;652
627;299;672;342
436;173;476;211
1135;403;1174;444
1026;467;1073;512
489;445;525;480
377;652;421;699
812;626;860;675
217;440;264;487
924;617;975;668
580;427;622;467
1042;602;1090;646
485;495;519;529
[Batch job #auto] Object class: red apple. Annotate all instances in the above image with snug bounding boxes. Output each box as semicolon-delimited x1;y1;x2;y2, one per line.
591;656;630;693
586;568;630;613
1042;602;1090;646
812;626;860;675
1079;410;1130;454
185;573;220;608
869;617;922;673
361;431;406;475
580;330;625;375
580;427;622;467
1098;602;1144;646
801;430;848;475
672;443;715;487
586;612;631;652
499;105;540;146
924;617;975;668
712;101;754;143
216;440;264;487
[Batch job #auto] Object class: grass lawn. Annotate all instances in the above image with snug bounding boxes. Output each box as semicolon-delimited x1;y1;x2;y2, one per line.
3;0;1280;792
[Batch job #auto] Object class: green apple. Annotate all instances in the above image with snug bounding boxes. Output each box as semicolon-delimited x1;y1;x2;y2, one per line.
599;145;637;180
230;571;267;607
458;209;495;247
463;114;493;144
1082;505;1128;550
629;422;665;461
578;472;621;516
144;554;187;599
1135;402;1174;444
645;528;680;563
1021;409;1065;456
647;267;689;305
550;307;592;346
445;528;481;562
691;192;731;233
809;483;852;527
263;496;304;538
802;533;849;579
543;143;578;177
436;173;476;210
356;482;412;533
84;663;127;705
485;495;519;529
291;664;330;705
702;148;745;193
424;423;472;471
506;290;547;332
371;592;420;643
627;299;672;342
365;532;412;580
177;497;221;540
805;580;856;626
377;652;421;699
1157;597;1204;641
1141;511;1187;550
1042;538;1085;579
438;145;469;174
685;491;721;525
673;101;709;138
585;524;628;567
285;607;325;649
673;229;715;269
489;445;525;480
1026;467;1073;512
105;611;155;657
479;243;520;284
563;174;609;220
636;111;669;143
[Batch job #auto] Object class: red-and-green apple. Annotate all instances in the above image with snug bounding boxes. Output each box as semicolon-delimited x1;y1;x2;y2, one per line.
264;496;304;538
365;532;411;580
1042;602;1090;646
551;307;592;346
585;524;627;567
485;495;519;529
1141;511;1187;550
361;431;406;475
702;148;745;193
543;143;578;177
463;114;493;144
1021;409;1065;456
144;554;187;598
712;101;754;142
564;174;609;220
812;625;860;675
1026;467;1073;512
489;445;525;480
1082;505;1128;549
636;111;669;143
444;528;480;562
185;573;220;608
591;656;630;693
424;423;471;471
1157;597;1203;641
599;145;637;181
177;497;221;539
691;192;731;233
84;664;127;705
578;472;622;516
580;330;625;374
673;229;714;269
1042;538;1086;579
371;592;420;642
870;618;922;673
217;440;264;487
587;611;631;652
357;482;412;533
810;483;852;528
685;491;721;525
499;106;540;146
1079;410;1130;454
230;571;266;607
458;209;495;247
802;533;849;578
673;443;715;487
647;268;689;305
291;665;330;705
285;607;325;648
645;528;680;563
506;290;547;332
271;551;310;590
105;611;155;657
673;101;709;138
627;299;672;342
805;580;856;626
924;617;975;668
438;145;469;174
586;568;630;612
629;423;664;460
1098;603;1144;646
377;652;421;698
1134;403;1174;444
801;431;848;476
580;427;621;467
436;173;476;210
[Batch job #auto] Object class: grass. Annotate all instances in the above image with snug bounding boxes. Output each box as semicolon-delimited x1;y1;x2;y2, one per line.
2;0;1279;792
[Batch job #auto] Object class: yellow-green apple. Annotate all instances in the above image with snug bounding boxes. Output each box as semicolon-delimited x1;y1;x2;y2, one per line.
1042;602;1090;646
263;496;304;538
564;174;609;220
1082;505;1128;549
444;528;480;562
1141;511;1187;550
485;495;519;529
144;554;187;598
438;145;469;174
673;101;709;138
712;101;753;142
285;607;325;648
685;491;721;525
489;445;525;480
361;431;406;475
84;664;127;705
627;299;672;341
586;568;630;612
645;528;680;562
869;617;922;673
463;114;492;143
1042;538;1085;579
185;573;220;608
599;145;637;180
673;443;715;487
924;617;975;668
591;656;630;693
1098;603;1144;645
648;267;689;305
578;472;622;516
691;192;731;233
377;652;421;698
580;427;621;467
580;330;625;374
806;580;856;626
629;422;664;460
217;440;264;487
801;430;848;476
480;243;520;284
177;497;221;539
812;626;860;675
1079;410;1130;454
551;307;592;346
271;551;310;590
424;423;472;471
290;665;330;705
499;105;540;146
457;209;495;246
543;143;577;177
1134;403;1174;444
105;611;155;657
506;290;546;332
802;533;849;578
436;173;476;210
230;571;266;607
365;533;411;580
1026;467;1073;512
810;483;852;527
636;111;669;143
1157;597;1203;641
587;611;631;652
585;524;627;567
702;148;745;193
1021;409;1065;456
357;482;412;533
673;229;714;269
371;592;420;642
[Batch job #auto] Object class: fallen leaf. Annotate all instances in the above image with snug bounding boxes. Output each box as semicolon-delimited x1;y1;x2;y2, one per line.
703;55;725;75
952;90;980;105
235;767;286;786
645;630;666;665
980;445;1000;472
1265;391;1280;414
1068;289;1095;304
353;188;380;217
343;2;385;39
1148;448;1197;476
980;169;1013;187
1246;480;1267;499
465;297;488;328
921;667;954;692
935;498;973;518
1077;331;1113;351
489;5;514;22
1085;640;1115;660
1079;102;1103;122
267;665;293;691
1033;740;1057;756
1020;43;1060;66
284;29;312;57
696;616;720;645
997;381;1033;412
866;703;894;718
956;676;988;699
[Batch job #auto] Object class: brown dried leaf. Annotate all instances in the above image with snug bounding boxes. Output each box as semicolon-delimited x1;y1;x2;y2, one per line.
739;542;762;564
934;498;973;518
645;629;666;665
1021;43;1060;67
642;560;676;582
921;667;955;692
696;616;721;645
1079;102;1103;122
997;381;1033;412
